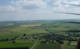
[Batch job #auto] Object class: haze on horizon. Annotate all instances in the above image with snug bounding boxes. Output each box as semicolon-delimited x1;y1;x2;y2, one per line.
0;0;80;21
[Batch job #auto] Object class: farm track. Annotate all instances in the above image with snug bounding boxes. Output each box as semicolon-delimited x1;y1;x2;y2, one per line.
31;40;39;49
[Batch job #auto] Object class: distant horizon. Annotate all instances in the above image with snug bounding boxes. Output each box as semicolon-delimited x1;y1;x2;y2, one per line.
0;18;80;22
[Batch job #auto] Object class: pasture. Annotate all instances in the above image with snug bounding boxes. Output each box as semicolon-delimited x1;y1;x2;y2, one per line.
0;20;79;49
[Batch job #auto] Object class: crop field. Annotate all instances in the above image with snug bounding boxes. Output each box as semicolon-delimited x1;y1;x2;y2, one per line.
0;40;34;48
0;20;80;49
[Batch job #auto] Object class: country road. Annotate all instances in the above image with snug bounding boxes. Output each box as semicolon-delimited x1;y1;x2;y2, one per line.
31;40;39;49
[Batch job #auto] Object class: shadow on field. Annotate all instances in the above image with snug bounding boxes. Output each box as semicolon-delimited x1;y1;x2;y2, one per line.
77;40;80;49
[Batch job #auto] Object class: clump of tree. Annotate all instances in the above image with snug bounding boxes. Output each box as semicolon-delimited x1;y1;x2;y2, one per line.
0;38;9;41
12;40;16;44
77;40;80;49
23;33;26;37
56;40;64;44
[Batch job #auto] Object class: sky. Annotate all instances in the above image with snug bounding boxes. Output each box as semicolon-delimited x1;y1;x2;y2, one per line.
0;0;80;21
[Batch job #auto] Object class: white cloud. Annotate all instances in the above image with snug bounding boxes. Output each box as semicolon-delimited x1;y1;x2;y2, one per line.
65;1;80;7
45;0;68;11
0;0;80;21
46;0;80;13
12;0;47;9
0;6;16;11
1;0;80;12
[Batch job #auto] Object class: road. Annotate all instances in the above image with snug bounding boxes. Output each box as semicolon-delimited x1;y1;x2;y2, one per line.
31;40;39;49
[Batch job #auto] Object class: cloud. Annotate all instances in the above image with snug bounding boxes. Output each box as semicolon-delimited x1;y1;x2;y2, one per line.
0;6;16;12
63;12;80;15
0;0;80;21
45;0;68;12
11;0;47;10
1;0;80;12
65;1;80;7
56;11;80;16
3;0;80;12
46;0;80;14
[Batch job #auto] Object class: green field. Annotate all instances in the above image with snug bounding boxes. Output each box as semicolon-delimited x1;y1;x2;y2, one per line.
0;20;80;49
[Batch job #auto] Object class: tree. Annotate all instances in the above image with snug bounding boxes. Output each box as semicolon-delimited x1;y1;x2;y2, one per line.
56;40;64;44
12;40;16;44
23;33;26;36
77;40;80;49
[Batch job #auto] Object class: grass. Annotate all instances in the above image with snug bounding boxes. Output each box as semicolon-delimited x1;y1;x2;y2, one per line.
65;46;76;49
0;40;34;48
34;42;61;49
0;21;80;49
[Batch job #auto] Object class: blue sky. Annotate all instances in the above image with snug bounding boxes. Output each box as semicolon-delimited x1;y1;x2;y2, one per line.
0;0;80;21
